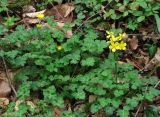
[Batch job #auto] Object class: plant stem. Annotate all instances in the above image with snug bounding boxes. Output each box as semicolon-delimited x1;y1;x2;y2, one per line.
114;53;118;83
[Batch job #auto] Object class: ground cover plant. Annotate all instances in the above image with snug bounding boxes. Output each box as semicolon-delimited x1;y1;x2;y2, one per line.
0;0;160;117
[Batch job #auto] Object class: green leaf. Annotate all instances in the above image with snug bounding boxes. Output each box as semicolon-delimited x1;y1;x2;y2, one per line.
117;108;129;117
77;12;85;19
105;106;115;115
128;20;138;30
17;82;31;99
98;98;111;107
43;86;64;108
13;56;27;66
154;14;160;33
145;105;160;117
35;59;46;66
137;0;148;8
111;99;121;108
5;50;19;59
81;57;95;66
85;86;106;95
72;88;86;99
137;16;145;23
0;0;8;12
90;103;102;113
114;90;124;97
148;45;157;57
46;63;58;72
126;98;139;108
0;25;8;35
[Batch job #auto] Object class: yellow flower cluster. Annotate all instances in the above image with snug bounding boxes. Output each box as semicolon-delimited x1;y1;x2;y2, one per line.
36;13;45;19
106;31;127;52
36;13;45;28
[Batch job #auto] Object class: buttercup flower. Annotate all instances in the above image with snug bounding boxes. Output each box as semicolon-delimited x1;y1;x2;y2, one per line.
36;23;42;28
117;32;126;40
106;31;114;38
109;42;120;52
106;31;127;52
36;13;44;19
57;45;62;51
119;41;127;50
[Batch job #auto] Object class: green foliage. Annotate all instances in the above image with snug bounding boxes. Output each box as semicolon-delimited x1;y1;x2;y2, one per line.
154;14;160;33
0;24;8;35
36;0;62;9
3;16;19;27
0;17;159;116
8;0;31;8
74;0;160;30
145;105;160;117
145;43;157;57
0;0;8;12
0;0;160;116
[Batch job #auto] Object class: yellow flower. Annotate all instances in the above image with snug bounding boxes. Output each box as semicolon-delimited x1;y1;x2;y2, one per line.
36;13;44;19
57;45;62;51
109;42;120;52
106;31;114;38
119;41;127;50
110;36;119;42
36;23;42;28
106;31;127;52
117;32;126;40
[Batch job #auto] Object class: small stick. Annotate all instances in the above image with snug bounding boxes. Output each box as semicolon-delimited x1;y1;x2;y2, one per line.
1;57;17;97
154;80;160;88
134;103;143;117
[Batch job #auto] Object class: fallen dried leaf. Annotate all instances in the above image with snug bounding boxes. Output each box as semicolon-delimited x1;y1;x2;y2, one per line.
89;95;97;103
44;3;75;22
129;36;138;50
24;18;41;24
0;98;9;107
118;61;125;64
23;10;46;18
63;4;75;17
53;107;64;117
0;81;11;97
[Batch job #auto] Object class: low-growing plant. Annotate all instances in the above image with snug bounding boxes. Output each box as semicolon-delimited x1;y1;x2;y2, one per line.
0;0;8;13
0;16;160;117
74;0;160;30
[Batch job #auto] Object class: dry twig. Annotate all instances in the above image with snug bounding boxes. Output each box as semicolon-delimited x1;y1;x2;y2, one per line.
1;57;17;97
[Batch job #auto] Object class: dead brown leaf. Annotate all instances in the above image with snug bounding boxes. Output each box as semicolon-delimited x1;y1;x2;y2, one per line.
0;81;11;98
53;107;64;117
23;10;46;18
24;18;41;24
0;98;9;107
44;3;75;22
129;36;138;50
73;104;85;111
22;4;74;38
89;95;97;103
